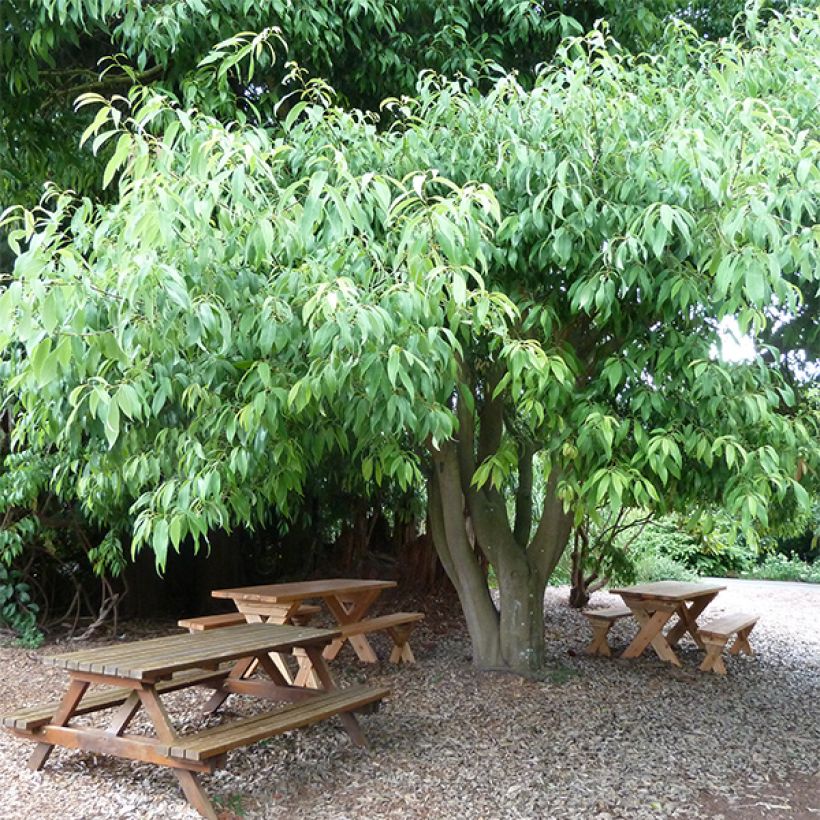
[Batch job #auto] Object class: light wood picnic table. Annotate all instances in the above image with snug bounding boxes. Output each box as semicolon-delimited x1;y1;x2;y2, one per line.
610;580;726;667
2;622;388;819
213;578;398;684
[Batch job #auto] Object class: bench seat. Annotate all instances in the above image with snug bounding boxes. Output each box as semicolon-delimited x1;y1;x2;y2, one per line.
583;606;635;656
329;612;424;664
1;668;228;731
169;685;389;761
699;612;759;675
178;604;322;632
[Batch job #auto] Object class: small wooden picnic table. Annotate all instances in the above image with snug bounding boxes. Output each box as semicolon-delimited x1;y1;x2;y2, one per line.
610;580;726;667
2;622;387;819
213;578;398;684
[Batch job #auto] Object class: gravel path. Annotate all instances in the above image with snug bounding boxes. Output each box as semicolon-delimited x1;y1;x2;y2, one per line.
0;579;817;819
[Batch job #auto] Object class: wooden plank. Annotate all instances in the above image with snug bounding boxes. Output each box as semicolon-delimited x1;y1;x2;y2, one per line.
13;725;217;772
169;685;390;761
220;678;318;702
179;605;322;632
211;578;396;605
334;612;424;638
610;581;726;601
42;623;340;680
178;612;247;631
2;668;231;731
583;606;633;622
700;612;759;638
27;678;88;771
46;624;327;670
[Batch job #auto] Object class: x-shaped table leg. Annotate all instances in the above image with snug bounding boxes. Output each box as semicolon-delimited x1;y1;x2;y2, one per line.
323;590;382;663
666;593;717;649
620;603;682;666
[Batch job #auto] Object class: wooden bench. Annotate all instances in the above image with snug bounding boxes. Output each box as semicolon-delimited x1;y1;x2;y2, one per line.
698;612;759;675
329;612;424;664
2;668;228;731
169;684;389;761
178;604;322;632
583;606;634;657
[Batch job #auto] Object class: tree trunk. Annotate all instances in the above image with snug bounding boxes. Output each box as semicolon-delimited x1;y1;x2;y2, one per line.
428;437;572;676
495;557;547;673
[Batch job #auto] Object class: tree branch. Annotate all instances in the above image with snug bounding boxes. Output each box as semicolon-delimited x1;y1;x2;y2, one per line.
513;441;535;547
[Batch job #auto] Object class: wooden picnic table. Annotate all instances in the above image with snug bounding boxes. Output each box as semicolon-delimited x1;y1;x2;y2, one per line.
610;580;726;667
2;622;388;819
212;578;402;684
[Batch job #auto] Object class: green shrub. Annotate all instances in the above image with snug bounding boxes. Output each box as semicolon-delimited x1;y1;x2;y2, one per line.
0;566;42;647
629;553;698;584
744;554;820;583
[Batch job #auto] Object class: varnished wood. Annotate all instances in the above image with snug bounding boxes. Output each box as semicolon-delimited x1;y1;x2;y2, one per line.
167;685;388;761
175;770;219;820
583;607;634;657
212;578;396;604
15;725;217;772
621;607;682;665
323;589;384;662
2;668;229;731
666;593;718;648
700;612;759;639
614;582;726;666
7;619;382;819
215;579;421;668
179;604;322;632
28;678;89;771
698;614;758;674
333;612;425;638
610;581;726;602
43;623;339;681
106;691;141;736
220;677;318;702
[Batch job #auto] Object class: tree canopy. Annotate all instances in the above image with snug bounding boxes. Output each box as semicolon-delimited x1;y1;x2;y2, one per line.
4;0;794;213
2;6;818;672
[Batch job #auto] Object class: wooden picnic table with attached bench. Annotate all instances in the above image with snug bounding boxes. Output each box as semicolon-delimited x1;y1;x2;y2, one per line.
203;578;424;686
2;622;388;819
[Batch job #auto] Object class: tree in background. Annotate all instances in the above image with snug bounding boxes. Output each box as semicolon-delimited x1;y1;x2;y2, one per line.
2;8;818;673
6;0;806;215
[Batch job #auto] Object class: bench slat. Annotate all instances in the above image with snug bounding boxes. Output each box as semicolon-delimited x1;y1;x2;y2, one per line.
583;606;633;622
179;605;323;632
178;613;247;631
1;668;229;731
336;612;424;638
700;612;758;639
170;685;389;761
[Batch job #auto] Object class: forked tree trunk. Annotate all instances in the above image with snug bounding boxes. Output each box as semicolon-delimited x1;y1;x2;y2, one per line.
429;432;572;676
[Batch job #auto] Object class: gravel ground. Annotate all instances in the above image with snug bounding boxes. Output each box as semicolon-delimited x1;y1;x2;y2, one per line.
0;578;817;820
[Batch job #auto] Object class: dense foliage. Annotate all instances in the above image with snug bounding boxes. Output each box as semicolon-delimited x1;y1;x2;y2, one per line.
2;7;819;668
0;0;694;212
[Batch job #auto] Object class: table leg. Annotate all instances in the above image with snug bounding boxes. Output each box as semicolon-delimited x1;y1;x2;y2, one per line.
139;685;219;820
243;611;296;683
621;606;682;666
203;656;256;714
666;593;717;649
324;590;382;663
303;646;368;748
107;691;141;736
29;678;89;771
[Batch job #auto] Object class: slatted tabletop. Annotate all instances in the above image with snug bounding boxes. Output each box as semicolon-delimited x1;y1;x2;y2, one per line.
42;623;341;681
212;578;396;604
609;581;726;601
